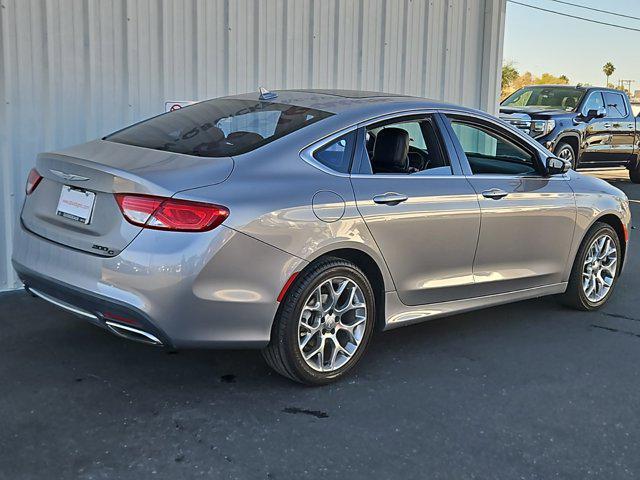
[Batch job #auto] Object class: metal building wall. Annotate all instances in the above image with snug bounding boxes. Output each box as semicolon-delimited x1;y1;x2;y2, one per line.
0;0;506;290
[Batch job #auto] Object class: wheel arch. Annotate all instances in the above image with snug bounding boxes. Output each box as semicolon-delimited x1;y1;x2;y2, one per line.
595;213;628;263
555;133;580;165
571;213;628;276
274;246;390;335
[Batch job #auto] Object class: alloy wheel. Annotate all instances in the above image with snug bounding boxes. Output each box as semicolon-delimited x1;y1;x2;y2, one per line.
297;277;367;372
582;233;618;303
557;146;574;163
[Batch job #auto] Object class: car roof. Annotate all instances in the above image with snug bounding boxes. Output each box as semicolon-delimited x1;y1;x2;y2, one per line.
227;88;474;116
523;84;625;94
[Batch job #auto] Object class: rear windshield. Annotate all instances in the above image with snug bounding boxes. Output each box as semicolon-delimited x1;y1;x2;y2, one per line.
105;99;333;157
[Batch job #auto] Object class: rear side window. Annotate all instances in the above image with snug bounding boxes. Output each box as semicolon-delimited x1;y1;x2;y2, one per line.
105;99;333;157
313;132;356;173
603;92;628;118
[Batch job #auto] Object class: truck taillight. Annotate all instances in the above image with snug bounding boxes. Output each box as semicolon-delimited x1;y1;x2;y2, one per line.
115;194;229;232
25;168;43;195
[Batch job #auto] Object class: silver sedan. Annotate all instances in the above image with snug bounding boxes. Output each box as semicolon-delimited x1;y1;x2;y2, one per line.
13;89;631;384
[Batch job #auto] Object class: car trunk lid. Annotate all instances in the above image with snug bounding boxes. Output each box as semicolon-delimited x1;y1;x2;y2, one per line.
21;140;233;256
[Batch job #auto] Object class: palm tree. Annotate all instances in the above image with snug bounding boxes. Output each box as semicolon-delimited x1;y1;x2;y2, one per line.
603;62;615;87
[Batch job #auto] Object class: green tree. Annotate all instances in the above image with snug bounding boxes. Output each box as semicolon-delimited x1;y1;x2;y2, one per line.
502;61;519;92
603;62;615;87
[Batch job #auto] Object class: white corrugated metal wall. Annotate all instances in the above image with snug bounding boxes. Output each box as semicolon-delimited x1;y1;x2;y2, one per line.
0;0;506;290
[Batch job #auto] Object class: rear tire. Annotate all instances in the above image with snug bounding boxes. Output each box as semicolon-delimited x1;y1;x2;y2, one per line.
262;257;375;385
560;222;621;311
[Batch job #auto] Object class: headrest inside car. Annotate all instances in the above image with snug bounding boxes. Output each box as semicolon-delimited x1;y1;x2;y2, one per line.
372;128;409;174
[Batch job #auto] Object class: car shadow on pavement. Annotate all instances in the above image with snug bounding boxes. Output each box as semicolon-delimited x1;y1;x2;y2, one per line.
1;289;576;393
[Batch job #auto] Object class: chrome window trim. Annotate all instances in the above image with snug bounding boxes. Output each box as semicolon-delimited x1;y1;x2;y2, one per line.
299;107;554;178
299;126;358;178
299;108;443;178
468;173;570;181
352;108;456;177
442;109;559;178
350;174;457;180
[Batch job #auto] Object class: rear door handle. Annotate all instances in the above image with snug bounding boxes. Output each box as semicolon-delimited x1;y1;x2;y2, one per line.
603;123;612;128
373;192;408;205
481;188;508;200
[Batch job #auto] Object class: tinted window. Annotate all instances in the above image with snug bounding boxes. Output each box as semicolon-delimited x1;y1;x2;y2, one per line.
105;99;333;157
449;120;537;175
363;116;451;176
582;92;605;114
502;86;585;112
313;132;356;173
604;92;628;118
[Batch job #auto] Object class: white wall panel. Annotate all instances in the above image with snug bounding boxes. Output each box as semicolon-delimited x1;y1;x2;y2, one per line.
0;0;506;290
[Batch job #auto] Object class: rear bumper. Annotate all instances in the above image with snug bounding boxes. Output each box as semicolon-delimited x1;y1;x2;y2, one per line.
12;221;304;349
16;264;173;347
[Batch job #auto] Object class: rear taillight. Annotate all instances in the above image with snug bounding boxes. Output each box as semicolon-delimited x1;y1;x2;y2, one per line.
25;168;43;195
115;194;229;232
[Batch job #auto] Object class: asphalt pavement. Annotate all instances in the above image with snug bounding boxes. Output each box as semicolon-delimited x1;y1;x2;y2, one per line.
1;168;639;479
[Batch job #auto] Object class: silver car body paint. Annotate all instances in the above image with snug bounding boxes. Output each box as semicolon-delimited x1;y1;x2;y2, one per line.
12;90;631;348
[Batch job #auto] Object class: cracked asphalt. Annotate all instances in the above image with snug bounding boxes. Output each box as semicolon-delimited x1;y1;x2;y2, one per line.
1;169;639;479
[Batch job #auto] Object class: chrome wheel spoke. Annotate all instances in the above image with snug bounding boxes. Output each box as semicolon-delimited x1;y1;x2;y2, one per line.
297;276;368;373
581;233;617;303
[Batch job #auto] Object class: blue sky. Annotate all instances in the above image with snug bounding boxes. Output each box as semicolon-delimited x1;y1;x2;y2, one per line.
504;0;640;89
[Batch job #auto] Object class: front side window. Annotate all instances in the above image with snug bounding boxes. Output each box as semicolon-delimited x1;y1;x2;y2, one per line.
362;116;451;175
313;131;356;174
105;99;333;157
449;120;538;175
604;92;628;118
581;92;605;114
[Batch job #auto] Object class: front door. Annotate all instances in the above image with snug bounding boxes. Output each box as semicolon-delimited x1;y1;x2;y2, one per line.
350;114;481;306
579;91;612;166
444;115;577;297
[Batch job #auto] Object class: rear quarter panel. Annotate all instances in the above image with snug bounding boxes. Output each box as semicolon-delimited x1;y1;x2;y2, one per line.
173;133;396;292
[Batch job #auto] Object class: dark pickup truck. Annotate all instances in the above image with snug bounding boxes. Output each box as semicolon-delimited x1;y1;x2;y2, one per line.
500;85;640;182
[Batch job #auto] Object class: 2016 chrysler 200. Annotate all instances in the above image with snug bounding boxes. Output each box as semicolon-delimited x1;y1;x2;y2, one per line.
13;89;630;385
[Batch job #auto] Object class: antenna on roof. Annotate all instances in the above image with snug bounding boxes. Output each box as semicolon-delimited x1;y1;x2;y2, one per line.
258;86;278;100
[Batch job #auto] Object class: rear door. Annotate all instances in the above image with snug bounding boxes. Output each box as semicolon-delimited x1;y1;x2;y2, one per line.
603;91;635;165
350;113;481;306
443;114;576;296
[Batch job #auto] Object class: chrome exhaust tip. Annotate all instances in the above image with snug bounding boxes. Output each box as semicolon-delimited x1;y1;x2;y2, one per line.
105;321;163;346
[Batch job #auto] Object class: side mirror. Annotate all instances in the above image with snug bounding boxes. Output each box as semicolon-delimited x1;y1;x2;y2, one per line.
546;156;571;175
585;106;606;120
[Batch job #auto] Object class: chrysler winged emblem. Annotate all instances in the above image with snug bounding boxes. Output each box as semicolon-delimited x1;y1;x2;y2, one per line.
49;169;90;182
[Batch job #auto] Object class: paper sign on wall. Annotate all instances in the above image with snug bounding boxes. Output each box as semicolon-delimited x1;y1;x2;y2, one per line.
164;101;197;112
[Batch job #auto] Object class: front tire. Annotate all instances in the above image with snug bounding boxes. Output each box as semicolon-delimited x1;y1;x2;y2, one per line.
554;142;576;169
560;222;621;311
262;258;376;385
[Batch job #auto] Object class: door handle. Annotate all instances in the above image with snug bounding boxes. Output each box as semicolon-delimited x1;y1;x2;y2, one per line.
481;188;508;200
373;192;408;206
603;123;612;128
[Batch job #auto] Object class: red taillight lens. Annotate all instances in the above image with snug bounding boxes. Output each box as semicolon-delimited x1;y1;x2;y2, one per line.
25;168;43;195
115;194;229;232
